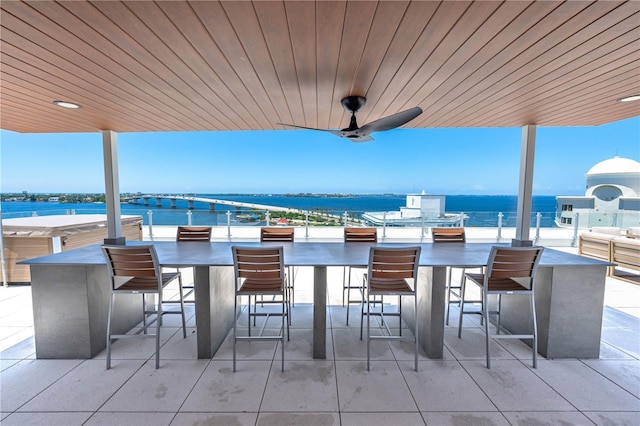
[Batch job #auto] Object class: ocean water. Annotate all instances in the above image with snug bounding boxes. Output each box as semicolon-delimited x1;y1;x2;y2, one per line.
1;194;558;227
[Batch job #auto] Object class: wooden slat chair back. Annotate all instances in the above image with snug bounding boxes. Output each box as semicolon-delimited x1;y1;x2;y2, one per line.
485;247;542;285
102;244;186;369
260;227;295;307
171;226;212;304
234;248;285;285
458;246;544;369
344;227;378;242
342;227;378;325
368;248;421;293
432;227;469;325
177;226;212;242
232;246;288;372
365;246;421;371
260;227;294;242
105;246;158;282
432;227;466;242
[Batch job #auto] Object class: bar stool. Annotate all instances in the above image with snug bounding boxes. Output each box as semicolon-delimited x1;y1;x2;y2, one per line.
260;227;295;303
343;227;377;325
102;244;187;369
458;246;544;368
363;246;421;371
173;226;212;303
431;227;479;325
232;245;289;372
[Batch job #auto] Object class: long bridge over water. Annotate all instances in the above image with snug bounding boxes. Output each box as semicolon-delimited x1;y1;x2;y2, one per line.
122;195;309;215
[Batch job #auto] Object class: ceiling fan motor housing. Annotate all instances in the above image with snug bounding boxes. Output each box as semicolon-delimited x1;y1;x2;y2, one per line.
341;96;366;114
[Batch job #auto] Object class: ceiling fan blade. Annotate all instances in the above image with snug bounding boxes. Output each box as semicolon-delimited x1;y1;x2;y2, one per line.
278;122;348;138
358;107;423;134
277;123;326;131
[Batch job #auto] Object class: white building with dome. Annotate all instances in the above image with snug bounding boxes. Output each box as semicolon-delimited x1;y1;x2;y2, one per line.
555;156;640;229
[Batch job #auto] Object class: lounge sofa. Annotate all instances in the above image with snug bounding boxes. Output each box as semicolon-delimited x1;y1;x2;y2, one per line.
579;226;640;281
578;227;621;263
612;227;640;277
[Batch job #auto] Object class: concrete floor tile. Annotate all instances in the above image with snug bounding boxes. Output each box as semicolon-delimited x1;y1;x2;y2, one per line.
583;411;640;426
532;360;640;411
211;330;280;362
332;327;394;361
260;360;338;412
287;303;315;329
180;360;270;412
99;359;208;412
502;411;596;425
444;328;516;361
172;412;258;426
401;360;496;412
0;329;35;356
257;412;339;426
85;411;175;425
159;327;198;360
340;412;425;425
92;326;181;363
273;328;334;361
423;411;509;425
460;360;574;412
19;359;144;412
0;358;19;372
582;359;640;398
0;411;93;425
336;360;417;412
0;359;82;412
596;341;637;360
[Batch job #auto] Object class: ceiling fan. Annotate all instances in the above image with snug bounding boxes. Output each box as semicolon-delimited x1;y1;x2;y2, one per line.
277;96;422;142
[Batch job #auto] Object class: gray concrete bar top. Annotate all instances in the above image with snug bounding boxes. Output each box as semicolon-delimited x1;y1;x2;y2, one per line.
23;240;611;267
22;242;611;360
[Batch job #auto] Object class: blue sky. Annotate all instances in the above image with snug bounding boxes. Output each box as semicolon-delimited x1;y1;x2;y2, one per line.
1;117;638;196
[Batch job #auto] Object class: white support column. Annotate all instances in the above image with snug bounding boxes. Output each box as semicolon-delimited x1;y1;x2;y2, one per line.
513;125;536;247
0;204;8;287
102;130;125;245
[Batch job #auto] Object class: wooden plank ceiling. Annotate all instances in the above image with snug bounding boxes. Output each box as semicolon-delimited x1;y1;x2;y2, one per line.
1;0;639;134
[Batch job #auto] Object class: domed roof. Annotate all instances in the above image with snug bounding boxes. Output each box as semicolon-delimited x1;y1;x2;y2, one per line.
586;157;640;176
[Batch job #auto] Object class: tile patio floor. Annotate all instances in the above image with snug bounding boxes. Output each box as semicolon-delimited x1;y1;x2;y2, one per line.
1;263;639;425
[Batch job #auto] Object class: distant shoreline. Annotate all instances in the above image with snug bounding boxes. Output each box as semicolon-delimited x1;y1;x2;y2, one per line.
1;192;574;200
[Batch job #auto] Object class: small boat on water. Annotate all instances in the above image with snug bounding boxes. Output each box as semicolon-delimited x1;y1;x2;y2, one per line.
362;191;466;227
236;213;260;223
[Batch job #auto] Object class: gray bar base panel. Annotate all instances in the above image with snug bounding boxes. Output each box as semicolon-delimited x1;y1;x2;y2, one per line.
499;265;606;359
31;264;142;358
195;266;235;359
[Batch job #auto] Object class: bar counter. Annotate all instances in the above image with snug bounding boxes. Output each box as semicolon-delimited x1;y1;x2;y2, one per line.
21;241;611;360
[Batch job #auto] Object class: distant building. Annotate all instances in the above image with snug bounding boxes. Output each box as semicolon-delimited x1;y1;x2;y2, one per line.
362;191;466;227
555;157;640;229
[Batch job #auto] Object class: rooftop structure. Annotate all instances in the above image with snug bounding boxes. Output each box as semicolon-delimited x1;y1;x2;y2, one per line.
556;157;640;229
362;192;466;227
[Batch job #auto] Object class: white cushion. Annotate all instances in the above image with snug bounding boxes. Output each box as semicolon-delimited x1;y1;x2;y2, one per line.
626;227;640;238
581;232;616;241
614;236;640;246
590;226;621;236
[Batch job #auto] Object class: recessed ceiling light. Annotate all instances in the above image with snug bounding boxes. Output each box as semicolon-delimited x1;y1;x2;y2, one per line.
616;95;640;103
53;100;82;109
